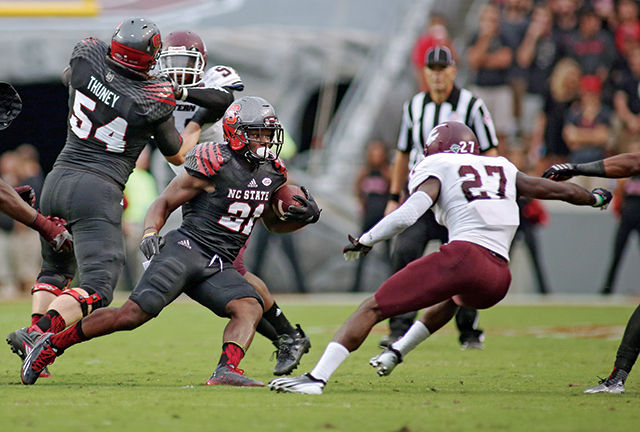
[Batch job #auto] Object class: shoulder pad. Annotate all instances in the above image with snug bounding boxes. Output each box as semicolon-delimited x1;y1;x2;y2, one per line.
204;65;244;91
272;157;287;178
184;142;226;178
71;37;107;61
141;77;176;106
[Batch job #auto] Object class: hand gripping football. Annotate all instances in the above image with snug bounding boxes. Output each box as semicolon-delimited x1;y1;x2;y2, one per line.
271;184;305;220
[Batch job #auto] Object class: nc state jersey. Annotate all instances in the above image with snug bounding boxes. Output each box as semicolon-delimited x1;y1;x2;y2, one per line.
408;153;519;260
180;142;287;261
55;38;176;188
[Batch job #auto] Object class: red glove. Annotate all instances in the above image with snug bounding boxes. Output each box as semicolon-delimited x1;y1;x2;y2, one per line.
30;213;73;252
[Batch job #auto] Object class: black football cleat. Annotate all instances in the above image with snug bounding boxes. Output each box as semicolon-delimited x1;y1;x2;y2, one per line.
205;364;264;387
273;324;311;376
7;326;52;378
21;332;60;385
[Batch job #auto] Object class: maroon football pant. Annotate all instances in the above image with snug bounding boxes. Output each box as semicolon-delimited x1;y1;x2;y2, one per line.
375;240;511;318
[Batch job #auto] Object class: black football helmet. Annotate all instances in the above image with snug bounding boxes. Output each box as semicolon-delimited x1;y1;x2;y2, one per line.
424;121;480;156
109;17;162;72
222;96;284;164
158;30;207;87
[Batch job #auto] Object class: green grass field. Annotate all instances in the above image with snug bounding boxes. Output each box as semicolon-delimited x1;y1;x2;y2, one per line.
1;296;639;432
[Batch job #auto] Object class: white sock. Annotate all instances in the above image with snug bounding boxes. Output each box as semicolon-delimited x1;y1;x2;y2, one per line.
390;321;430;357
309;341;350;383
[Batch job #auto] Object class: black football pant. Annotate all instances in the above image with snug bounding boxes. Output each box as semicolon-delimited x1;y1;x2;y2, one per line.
614;304;640;373
388;210;483;343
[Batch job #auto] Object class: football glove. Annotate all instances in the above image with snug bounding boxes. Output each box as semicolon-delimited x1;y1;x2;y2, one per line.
14;185;36;207
0;82;22;130
591;188;612;210
541;163;577;181
343;235;372;261
140;231;165;260
284;186;321;223
31;214;73;252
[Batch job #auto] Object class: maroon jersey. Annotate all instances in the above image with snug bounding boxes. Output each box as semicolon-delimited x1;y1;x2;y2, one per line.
55;38;177;188
180;142;287;262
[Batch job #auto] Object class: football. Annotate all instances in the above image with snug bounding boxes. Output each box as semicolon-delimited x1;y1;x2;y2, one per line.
271;184;305;220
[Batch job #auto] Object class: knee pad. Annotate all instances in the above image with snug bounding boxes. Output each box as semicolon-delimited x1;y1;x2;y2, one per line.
60;289;103;317
31;273;72;296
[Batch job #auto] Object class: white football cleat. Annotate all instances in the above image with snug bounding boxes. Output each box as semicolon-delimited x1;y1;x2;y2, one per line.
369;348;401;376
268;373;325;395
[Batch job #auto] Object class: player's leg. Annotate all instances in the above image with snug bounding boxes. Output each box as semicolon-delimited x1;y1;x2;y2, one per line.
601;207;635;294
371;242;510;376
22;231;199;385
382;212;432;346
585;304;640;394
187;267;265;386
33;217;124;334
235;242;311;375
31;173;125;335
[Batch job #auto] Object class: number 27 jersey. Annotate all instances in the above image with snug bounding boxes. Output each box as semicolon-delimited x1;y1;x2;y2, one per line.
408;153;520;260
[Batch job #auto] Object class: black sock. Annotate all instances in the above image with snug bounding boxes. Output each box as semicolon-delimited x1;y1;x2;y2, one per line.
263;302;296;337
256;318;279;347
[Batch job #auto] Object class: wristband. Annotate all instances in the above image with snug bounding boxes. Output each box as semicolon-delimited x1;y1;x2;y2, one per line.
575;160;605;177
591;193;604;207
389;193;400;202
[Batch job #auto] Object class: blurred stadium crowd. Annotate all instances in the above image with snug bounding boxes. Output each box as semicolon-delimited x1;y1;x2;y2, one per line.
3;0;640;297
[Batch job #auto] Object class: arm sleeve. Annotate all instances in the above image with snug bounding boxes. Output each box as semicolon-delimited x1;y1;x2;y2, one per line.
190;106;225;126
185;87;233;110
359;191;433;246
153;117;183;157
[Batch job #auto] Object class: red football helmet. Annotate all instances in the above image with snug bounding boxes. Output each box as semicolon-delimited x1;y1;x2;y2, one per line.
158;31;207;87
109;18;162;72
424;121;480;156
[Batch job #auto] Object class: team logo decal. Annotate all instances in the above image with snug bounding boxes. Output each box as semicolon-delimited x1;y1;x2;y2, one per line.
426;127;440;147
262;178;272;186
106;71;114;82
152;33;162;50
446;143;462;153
225;104;241;125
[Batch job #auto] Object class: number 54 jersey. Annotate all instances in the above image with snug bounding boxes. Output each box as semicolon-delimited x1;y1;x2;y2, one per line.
56;38;176;188
408;153;520;260
180;142;287;263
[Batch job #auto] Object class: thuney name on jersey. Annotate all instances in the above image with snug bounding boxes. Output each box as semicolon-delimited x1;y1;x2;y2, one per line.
87;75;120;108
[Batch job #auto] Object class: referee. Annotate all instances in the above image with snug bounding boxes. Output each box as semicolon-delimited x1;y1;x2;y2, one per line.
381;46;499;349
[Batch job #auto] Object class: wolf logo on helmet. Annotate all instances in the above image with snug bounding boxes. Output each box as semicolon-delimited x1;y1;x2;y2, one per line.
222;96;284;164
424;120;480;156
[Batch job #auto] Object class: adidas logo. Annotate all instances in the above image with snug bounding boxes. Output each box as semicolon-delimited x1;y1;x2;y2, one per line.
248;178;258;188
177;239;192;249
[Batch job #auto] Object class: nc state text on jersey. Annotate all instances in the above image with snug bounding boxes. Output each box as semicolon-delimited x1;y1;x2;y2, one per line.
227;188;270;201
87;75;121;108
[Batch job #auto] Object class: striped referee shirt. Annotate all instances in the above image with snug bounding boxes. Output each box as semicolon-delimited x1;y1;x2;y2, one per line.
397;86;499;170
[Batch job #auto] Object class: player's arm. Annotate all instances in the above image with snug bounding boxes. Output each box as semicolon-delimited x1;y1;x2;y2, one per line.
344;177;439;260
143;172;212;235
153;117;192;166
516;171;610;207
180;86;233;110
543;153;640;180
385;150;410;214
0;181;72;252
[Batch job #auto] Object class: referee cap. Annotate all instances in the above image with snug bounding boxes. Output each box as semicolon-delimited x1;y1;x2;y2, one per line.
425;46;455;68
